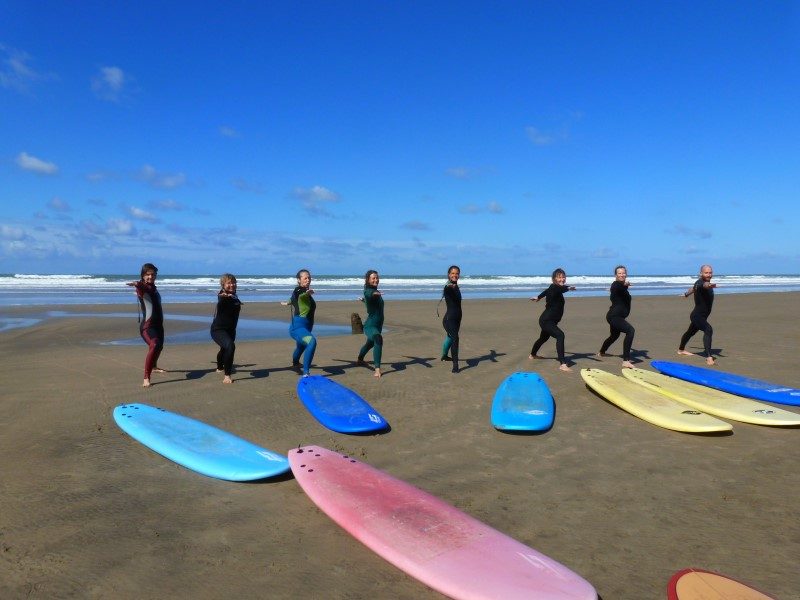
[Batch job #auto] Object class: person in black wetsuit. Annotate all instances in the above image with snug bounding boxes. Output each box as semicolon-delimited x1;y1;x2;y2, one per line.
210;273;242;384
598;265;635;368
529;268;576;372
126;263;166;387
440;265;462;373
678;264;717;365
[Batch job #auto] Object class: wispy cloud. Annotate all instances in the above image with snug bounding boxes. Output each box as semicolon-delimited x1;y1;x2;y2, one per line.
669;225;712;239
459;201;504;215
445;166;475;180
290;185;341;216
401;220;431;231
232;178;266;194
0;225;26;241
150;199;184;211
48;197;70;212
16;152;59;175
91;66;132;102
0;44;54;93
125;205;160;223
525;126;555;146
219;126;240;138
138;165;187;189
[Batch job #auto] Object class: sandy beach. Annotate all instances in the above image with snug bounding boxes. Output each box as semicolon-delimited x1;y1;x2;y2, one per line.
1;293;798;599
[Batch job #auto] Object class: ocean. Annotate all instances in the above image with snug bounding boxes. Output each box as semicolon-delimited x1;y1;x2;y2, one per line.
2;273;799;306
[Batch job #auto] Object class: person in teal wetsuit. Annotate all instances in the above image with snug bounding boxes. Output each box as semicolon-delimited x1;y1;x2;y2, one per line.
357;269;384;377
285;269;317;376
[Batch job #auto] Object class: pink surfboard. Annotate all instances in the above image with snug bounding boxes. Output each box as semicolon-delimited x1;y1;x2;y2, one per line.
667;568;775;599
289;446;597;599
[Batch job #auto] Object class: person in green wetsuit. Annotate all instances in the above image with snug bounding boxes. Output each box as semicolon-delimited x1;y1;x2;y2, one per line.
283;269;317;376
357;269;384;377
440;265;462;373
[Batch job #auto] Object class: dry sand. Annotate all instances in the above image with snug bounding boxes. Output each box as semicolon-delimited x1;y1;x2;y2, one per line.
1;293;798;599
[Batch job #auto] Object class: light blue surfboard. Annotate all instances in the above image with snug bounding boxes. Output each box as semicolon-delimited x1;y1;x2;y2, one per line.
651;361;800;407
296;376;388;434
113;403;290;481
491;372;555;431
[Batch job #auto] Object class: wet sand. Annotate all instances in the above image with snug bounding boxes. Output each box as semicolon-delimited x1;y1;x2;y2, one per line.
1;293;798;599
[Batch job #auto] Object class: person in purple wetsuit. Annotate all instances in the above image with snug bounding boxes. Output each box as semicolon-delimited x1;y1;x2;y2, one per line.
529;268;576;372
126;263;166;387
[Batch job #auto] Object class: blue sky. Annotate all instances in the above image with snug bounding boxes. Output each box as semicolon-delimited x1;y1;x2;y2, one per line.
1;1;798;276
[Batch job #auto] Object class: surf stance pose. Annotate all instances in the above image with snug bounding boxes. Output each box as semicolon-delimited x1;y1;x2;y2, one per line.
439;265;462;373
598;265;635;368
126;263;166;387
357;270;384;377
529;268;576;372
210;273;242;384
678;264;716;365
283;269;317;377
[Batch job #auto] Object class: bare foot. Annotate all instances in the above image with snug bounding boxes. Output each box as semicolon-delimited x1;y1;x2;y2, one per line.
152;367;167;373
621;360;634;369
677;350;693;356
558;364;572;372
374;368;382;378
223;375;233;384
706;357;716;365
528;354;542;360
598;352;611;357
216;368;224;373
142;378;151;388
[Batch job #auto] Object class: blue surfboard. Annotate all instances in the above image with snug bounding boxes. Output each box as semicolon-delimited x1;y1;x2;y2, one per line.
296;376;388;434
491;372;555;431
651;361;800;407
113;403;290;481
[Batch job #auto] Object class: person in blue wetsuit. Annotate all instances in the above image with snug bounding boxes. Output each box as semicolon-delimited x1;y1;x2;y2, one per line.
284;269;317;377
357;269;384;378
529;268;576;372
440;265;462;373
210;273;242;384
598;265;635;369
678;264;717;365
126;262;166;387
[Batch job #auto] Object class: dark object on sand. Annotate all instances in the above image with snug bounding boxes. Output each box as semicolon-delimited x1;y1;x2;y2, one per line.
351;312;363;334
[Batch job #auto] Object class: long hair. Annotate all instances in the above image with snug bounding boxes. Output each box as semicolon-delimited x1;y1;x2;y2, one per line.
140;263;158;279
364;269;378;287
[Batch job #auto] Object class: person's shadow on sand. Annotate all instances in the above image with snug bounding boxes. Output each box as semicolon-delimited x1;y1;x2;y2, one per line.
389;355;436;373
462;349;506;371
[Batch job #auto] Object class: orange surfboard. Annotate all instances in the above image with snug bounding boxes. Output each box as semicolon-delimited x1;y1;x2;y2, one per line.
667;568;775;599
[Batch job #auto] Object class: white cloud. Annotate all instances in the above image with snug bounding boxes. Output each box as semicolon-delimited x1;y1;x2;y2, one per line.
401;220;431;231
669;225;712;240
0;44;54;93
219;126;240;138
446;167;472;179
126;206;160;223
91;66;130;102
487;201;503;214
0;225;26;241
16;152;59;175
150;199;184;211
291;185;341;216
525;126;555;146
139;165;187;189
106;219;135;235
48;197;70;212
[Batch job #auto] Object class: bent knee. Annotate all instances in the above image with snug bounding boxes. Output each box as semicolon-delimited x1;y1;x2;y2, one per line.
302;335;315;345
374;334;383;346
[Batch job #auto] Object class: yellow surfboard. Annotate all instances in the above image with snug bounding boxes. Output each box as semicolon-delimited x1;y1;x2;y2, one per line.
622;368;800;427
580;368;732;433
